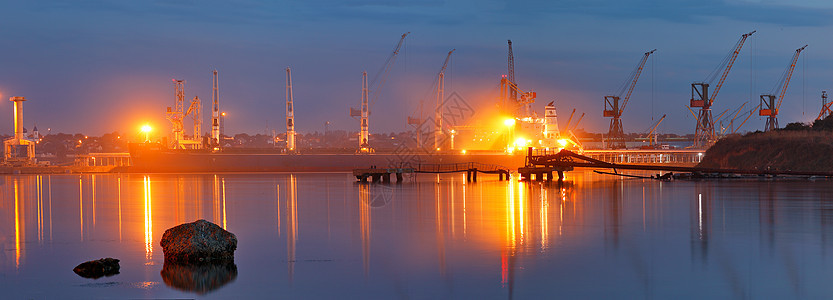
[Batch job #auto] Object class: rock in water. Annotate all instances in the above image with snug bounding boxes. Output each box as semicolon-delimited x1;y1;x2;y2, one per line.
73;258;120;278
160;219;237;263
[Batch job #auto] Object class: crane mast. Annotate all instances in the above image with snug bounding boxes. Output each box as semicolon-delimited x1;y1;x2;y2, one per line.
759;45;806;131
434;49;455;151
691;30;755;148
500;40;536;118
603;49;655;149
286;67;296;152
185;96;201;143
166;79;186;149
211;70;220;148
818;91;832;121
351;32;409;153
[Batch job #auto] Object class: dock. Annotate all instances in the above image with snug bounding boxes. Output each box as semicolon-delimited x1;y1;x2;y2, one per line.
354;162;511;182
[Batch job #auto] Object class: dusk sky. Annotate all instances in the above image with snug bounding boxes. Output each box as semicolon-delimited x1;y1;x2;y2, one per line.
2;0;833;138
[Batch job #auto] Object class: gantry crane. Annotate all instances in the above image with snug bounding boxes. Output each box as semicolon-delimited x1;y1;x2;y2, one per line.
817;91;832;121
434;49;455;151
351;32;409;152
691;30;755;148
500;40;536;118
759;45;807;131
640;114;666;149
603;49;655;149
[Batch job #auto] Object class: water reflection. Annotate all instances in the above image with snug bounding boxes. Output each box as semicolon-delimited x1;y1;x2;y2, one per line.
160;261;238;294
4;173;833;297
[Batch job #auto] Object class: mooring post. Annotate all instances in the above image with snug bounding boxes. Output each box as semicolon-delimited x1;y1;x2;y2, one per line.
472;169;477;182
546;171;553;181
383;173;391;183
396;172;403;182
557;171;564;181
361;174;368;183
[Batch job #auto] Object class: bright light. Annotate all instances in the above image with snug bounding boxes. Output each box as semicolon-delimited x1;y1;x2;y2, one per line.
221;112;227;116
461;149;467;154
515;138;528;148
557;139;569;147
504;118;516;127
141;125;152;133
436;147;441;151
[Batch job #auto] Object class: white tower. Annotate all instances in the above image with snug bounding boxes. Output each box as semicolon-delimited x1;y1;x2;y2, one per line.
544;100;560;140
285;67;296;152
359;71;370;151
211;70;220;147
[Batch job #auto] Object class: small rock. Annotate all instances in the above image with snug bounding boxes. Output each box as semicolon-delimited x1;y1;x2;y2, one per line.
160;219;237;263
73;258;120;279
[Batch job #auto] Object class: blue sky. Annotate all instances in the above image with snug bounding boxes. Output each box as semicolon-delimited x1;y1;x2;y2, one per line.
1;0;832;137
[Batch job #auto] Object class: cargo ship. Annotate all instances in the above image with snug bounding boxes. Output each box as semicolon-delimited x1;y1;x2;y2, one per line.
127;143;526;173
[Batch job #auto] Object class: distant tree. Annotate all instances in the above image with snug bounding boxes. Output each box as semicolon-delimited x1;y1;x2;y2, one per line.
781;122;810;131
812;115;833;131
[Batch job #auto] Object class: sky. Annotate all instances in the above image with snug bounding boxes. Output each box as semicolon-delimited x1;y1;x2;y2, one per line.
1;0;833;138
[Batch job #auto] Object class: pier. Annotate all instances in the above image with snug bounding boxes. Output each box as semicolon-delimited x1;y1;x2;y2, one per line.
354;162;511;183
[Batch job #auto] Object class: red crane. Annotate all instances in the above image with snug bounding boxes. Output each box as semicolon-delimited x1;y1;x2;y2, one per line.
759;45;807;131
603;49;655;149
691;30;755;148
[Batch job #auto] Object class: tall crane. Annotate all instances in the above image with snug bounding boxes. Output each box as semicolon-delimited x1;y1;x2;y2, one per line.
434;49;455;151
603;49;655;149
691;30;755;148
817;91;832;121
211;70;220;148
759;45;807;131
285;67;296;152
166;79;186;149
351;32;409;152
500;40;536;118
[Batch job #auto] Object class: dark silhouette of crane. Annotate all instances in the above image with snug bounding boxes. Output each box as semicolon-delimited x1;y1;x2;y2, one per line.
691;31;755;148
759;45;807;131
604;49;655;149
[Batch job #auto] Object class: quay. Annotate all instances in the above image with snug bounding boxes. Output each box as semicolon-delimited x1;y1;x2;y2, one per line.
354;162;511;183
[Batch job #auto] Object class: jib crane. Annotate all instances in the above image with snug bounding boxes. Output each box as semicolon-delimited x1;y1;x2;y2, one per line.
603;49;655;149
640;114;666;148
434;49;455;151
500;40;536;118
691;30;755;148
759;45;807;131
351;32;409;152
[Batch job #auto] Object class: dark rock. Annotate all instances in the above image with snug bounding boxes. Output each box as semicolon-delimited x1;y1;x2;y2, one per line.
160;219;237;263
73;258;120;279
161;260;238;294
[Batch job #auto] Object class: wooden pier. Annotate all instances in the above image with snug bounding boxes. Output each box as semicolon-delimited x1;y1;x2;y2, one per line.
354;162;511;182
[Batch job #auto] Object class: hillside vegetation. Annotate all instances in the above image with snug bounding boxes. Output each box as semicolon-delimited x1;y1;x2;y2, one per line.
697;116;833;172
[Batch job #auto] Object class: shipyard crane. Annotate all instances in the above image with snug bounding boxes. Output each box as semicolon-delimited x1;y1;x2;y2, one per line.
184;96;201;142
759;45;807;131
211;70;220;148
817;91;832;120
434;49;455;151
640;114;666;148
718;102;760;135
166;79;186;149
603;49;655;149
351;32;409;152
691;30;755;148
500;40;536;118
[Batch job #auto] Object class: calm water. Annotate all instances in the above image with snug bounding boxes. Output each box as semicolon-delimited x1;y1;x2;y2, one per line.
2;171;833;299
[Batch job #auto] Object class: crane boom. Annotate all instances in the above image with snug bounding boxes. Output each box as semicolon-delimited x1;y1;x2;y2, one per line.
369;32;409;106
709;30;755;106
620;49;656;114
434;49;455;151
775;45;807;110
